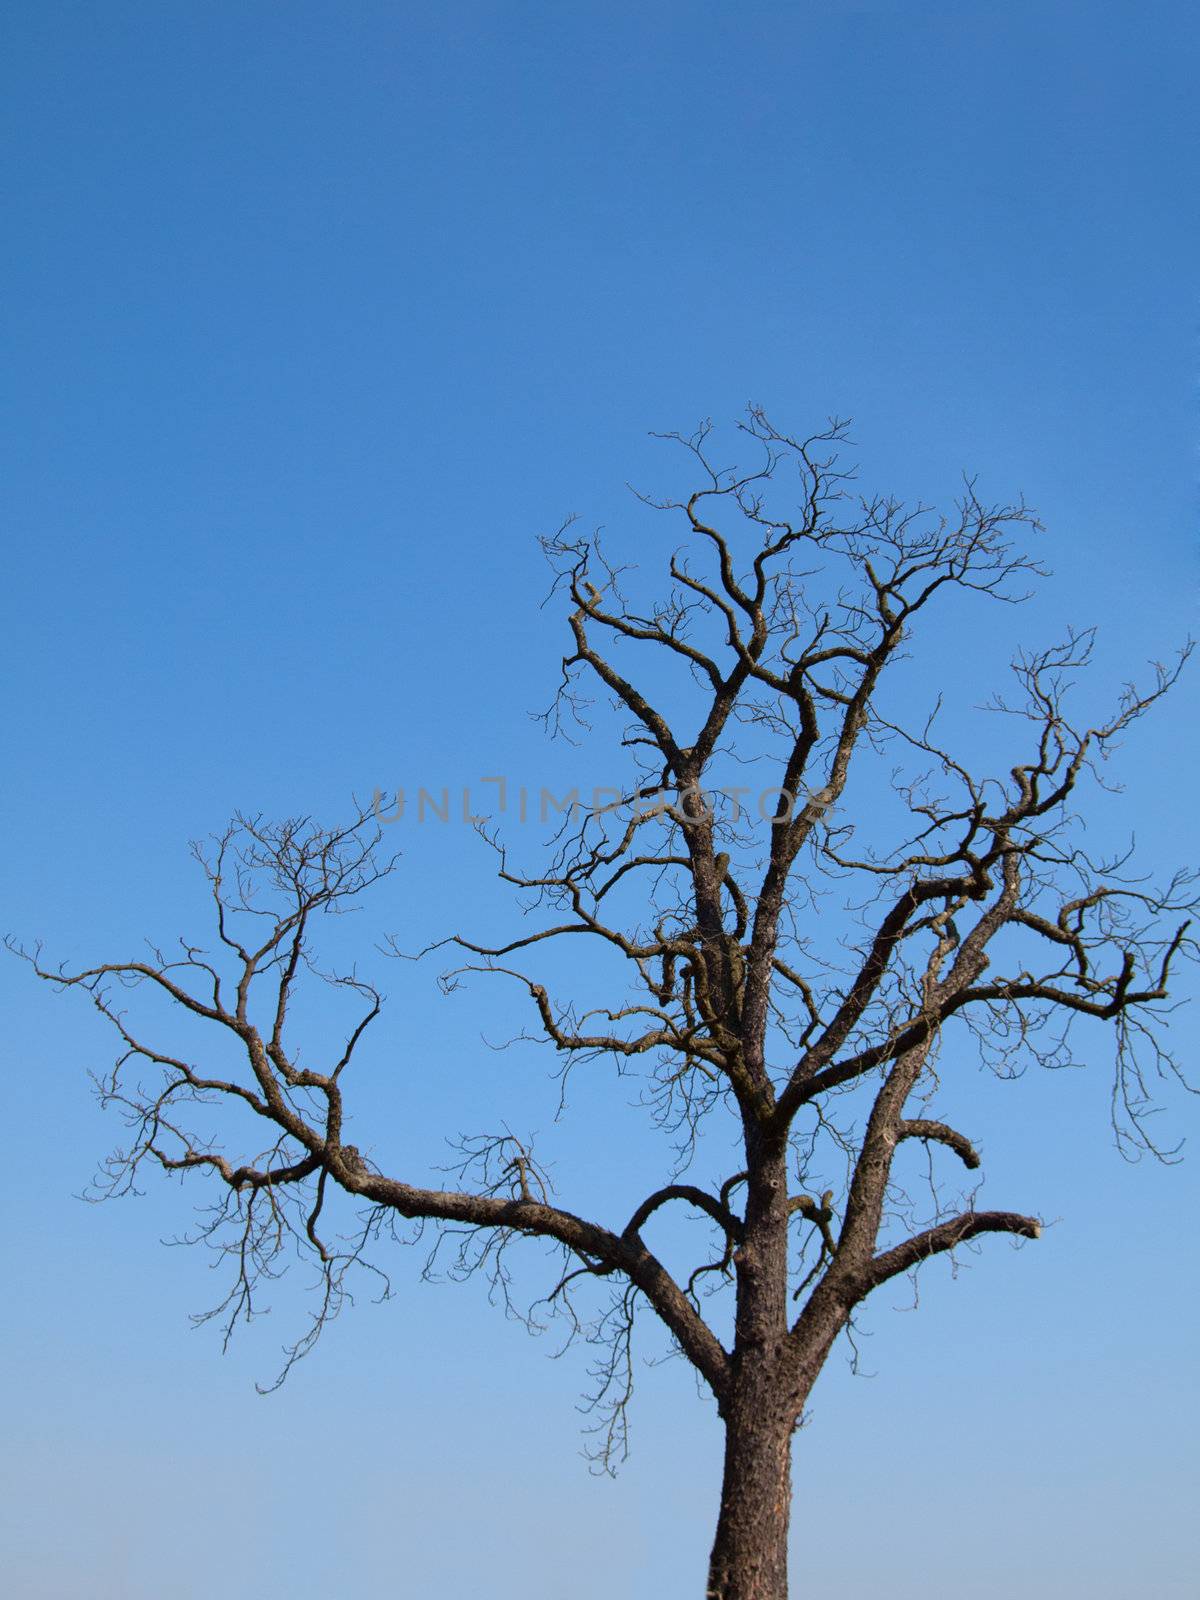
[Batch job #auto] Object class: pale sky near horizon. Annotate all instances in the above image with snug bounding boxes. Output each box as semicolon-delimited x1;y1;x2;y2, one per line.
2;3;1198;1597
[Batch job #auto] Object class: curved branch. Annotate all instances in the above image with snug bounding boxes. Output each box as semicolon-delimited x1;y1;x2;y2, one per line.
855;1210;1041;1299
353;1170;731;1400
897;1119;981;1170
623;1184;744;1245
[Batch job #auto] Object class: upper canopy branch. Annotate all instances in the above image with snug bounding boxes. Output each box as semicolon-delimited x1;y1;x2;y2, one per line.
766;634;1196;1133
527;420;1052;1135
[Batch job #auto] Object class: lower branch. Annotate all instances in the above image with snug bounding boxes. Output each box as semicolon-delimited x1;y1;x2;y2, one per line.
353;1169;732;1401
856;1209;1041;1297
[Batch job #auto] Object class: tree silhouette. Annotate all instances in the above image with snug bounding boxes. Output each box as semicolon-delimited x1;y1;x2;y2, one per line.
21;411;1195;1599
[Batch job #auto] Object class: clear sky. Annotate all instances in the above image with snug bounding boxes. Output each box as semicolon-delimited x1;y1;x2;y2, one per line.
2;3;1197;1596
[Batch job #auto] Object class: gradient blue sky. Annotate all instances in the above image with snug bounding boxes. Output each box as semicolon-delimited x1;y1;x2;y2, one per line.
2;3;1198;1596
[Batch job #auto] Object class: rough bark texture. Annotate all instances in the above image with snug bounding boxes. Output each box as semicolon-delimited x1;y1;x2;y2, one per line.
708;1381;794;1600
706;1138;793;1596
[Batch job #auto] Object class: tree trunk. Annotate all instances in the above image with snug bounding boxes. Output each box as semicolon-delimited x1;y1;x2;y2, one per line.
706;1384;793;1600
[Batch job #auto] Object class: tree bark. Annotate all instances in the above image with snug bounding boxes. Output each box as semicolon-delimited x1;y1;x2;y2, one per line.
706;1377;794;1600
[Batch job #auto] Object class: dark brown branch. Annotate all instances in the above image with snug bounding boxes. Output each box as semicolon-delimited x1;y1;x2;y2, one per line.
897;1119;981;1170
623;1184;744;1245
854;1210;1042;1299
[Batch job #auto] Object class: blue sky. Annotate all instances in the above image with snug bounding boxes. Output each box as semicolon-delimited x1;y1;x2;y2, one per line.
2;3;1197;1596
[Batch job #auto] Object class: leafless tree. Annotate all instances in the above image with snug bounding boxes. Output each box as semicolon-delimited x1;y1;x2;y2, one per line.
18;411;1196;1600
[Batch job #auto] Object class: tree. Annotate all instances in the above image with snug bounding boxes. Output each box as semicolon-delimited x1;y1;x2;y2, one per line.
19;411;1196;1600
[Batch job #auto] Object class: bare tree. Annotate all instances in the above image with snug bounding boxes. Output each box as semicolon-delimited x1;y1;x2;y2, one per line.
18;411;1196;1600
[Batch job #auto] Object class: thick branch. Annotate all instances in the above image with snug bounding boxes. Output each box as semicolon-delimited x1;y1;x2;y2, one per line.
854;1210;1041;1299
353;1171;731;1399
